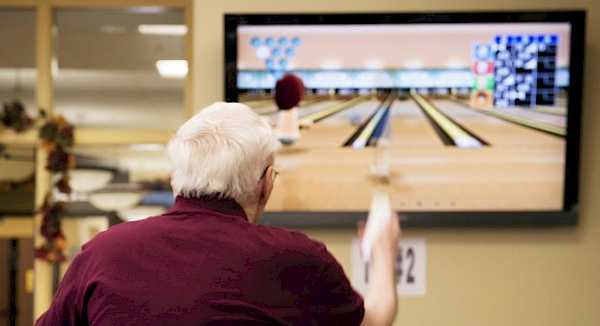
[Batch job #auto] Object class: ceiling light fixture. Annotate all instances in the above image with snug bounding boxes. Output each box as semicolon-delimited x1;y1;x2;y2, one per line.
100;25;127;34
118;205;166;222
138;24;187;36
87;184;145;212
156;60;188;79
128;143;166;151
69;169;114;193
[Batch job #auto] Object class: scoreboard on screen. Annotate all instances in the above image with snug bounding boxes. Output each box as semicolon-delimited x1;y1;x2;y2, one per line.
474;34;559;109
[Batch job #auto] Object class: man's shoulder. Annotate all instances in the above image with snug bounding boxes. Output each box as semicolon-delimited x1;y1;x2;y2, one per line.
253;225;330;258
81;218;157;251
253;224;316;244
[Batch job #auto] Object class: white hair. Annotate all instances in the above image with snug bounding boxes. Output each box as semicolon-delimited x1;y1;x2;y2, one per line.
167;102;280;203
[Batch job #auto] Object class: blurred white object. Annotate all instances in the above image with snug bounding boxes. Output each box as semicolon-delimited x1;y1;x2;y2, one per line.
118;205;166;222
371;137;391;179
361;190;392;263
275;107;300;145
70;169;114;192
88;184;144;211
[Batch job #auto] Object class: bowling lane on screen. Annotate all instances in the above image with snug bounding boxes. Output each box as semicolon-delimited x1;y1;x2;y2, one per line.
487;106;567;128
251;97;346;121
269;93;456;150
451;95;567;132
387;96;449;149
431;99;566;147
286;96;384;148
267;92;565;212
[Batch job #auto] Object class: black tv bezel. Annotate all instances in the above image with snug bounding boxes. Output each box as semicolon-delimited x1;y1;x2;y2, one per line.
224;11;585;228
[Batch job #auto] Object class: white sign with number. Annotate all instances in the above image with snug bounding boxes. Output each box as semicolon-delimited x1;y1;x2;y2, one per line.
351;238;426;296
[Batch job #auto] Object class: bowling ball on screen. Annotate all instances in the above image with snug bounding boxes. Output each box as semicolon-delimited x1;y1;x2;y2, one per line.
275;74;305;111
349;113;361;126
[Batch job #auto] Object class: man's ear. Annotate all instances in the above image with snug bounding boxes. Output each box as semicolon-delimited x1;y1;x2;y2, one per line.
258;166;274;204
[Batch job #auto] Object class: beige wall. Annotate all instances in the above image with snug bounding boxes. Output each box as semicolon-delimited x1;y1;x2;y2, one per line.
194;1;600;325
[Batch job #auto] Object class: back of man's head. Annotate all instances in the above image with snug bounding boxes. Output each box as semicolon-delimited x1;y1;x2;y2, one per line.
167;102;279;203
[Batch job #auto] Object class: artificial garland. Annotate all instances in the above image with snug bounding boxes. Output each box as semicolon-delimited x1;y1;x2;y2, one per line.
1;100;33;132
1;100;74;262
0;100;36;198
35;115;75;263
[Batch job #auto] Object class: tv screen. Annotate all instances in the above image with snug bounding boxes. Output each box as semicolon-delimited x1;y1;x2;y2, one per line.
224;11;585;227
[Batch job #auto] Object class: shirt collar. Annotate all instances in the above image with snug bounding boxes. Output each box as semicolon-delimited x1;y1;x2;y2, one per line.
165;195;249;221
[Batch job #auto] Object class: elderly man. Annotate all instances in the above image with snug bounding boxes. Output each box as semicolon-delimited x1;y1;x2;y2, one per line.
35;102;400;326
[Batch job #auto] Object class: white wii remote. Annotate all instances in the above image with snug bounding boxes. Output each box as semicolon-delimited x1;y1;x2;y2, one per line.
361;190;392;263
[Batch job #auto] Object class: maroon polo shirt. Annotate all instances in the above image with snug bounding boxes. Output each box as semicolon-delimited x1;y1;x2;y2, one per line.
35;196;364;325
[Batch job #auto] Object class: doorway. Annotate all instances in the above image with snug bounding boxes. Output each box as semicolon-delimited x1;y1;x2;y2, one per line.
0;238;34;326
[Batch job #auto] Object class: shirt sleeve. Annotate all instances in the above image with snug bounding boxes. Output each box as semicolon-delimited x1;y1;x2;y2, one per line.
303;249;365;325
34;259;87;326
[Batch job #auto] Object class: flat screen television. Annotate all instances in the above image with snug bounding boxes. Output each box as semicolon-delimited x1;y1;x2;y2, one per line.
224;11;585;227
